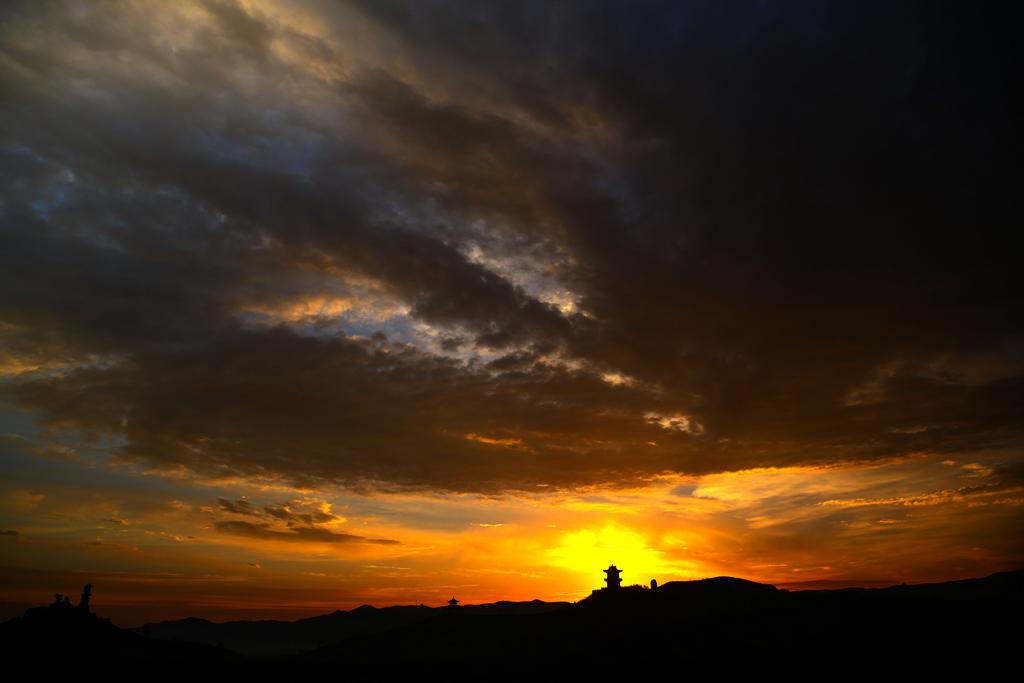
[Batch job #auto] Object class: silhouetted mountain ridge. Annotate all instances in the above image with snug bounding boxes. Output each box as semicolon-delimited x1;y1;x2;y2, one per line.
134;598;570;655
301;570;1023;674
2;570;1020;674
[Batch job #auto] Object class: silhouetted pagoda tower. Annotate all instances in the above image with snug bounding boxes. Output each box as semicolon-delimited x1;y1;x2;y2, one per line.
445;596;462;612
604;565;622;590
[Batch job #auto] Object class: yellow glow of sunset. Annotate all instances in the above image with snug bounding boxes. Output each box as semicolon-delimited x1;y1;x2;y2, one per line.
546;523;697;586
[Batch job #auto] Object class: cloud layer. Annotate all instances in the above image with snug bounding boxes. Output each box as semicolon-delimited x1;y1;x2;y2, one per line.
1;0;1020;495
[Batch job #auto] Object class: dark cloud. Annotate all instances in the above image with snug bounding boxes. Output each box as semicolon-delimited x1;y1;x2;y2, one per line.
213;520;399;545
262;502;338;527
10;327;709;491
217;498;259;516
0;1;1020;494
212;493;397;544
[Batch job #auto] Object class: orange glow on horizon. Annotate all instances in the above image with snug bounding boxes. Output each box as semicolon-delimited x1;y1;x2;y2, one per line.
3;456;1021;625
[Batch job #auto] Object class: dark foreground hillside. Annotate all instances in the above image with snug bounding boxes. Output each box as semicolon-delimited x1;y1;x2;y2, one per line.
301;572;1023;675
2;571;1020;675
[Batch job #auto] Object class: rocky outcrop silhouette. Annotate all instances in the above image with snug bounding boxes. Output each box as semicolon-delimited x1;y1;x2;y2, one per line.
78;583;91;612
0;583;233;664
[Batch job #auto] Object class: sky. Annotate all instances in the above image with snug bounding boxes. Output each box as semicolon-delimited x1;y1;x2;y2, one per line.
0;0;1020;626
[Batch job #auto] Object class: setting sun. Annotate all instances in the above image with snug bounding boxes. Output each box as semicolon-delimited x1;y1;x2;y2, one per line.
546;523;698;587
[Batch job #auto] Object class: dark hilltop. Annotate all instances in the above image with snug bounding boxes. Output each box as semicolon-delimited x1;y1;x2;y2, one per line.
2;568;1020;675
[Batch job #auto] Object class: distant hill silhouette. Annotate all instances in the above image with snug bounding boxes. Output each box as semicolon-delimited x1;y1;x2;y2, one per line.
1;572;1020;674
134;598;569;655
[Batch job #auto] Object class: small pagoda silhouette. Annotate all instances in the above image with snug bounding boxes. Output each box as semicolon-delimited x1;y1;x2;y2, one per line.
445;596;462;612
603;565;623;590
